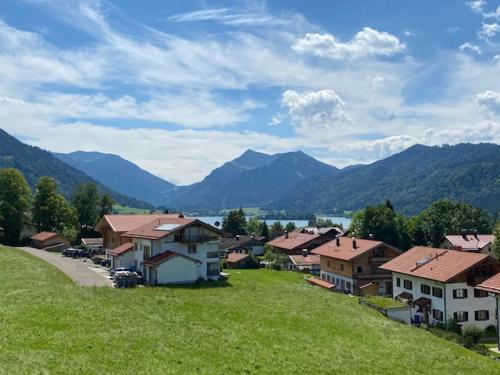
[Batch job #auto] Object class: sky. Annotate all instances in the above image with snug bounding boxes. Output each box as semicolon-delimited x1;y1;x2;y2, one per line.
0;0;499;185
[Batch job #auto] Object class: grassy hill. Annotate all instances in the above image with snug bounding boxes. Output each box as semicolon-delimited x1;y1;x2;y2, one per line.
1;246;499;374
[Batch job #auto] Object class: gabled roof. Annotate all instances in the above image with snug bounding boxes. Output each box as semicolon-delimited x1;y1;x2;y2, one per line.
267;232;320;251
143;251;201;267
123;218;223;240
311;237;392;261
108;242;134;256
289;254;321;266
444;234;494;251
221;235;264;250
380;246;491;283
477;273;500;294
30;231;59;241
96;214;182;233
227;252;250;263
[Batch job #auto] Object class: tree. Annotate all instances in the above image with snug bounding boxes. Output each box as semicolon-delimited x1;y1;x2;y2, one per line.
246;216;262;236
72;183;100;231
222;209;247;236
99;192;115;218
0;168;31;245
410;200;493;247
492;222;500;258
261;220;269;239
285;222;296;232
270;221;284;238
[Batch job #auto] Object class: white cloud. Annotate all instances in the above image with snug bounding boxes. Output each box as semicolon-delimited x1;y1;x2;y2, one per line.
484;6;500;19
459;42;482;54
467;0;486;14
476;90;500;114
479;22;500;39
282;89;351;136
292;27;406;60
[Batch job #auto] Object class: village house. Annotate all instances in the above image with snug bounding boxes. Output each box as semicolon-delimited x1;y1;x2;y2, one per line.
117;216;223;285
225;252;252;269
477;273;500;350
380;247;500;329
266;231;329;255
221;235;265;256
30;231;70;250
96;214;181;251
295;226;343;240
440;233;495;255
312;237;401;295
287;253;321;275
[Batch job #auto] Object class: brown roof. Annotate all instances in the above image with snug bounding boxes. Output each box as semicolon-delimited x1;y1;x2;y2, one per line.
81;238;103;246
267;232;320;251
308;277;335;289
97;214;182;233
414;297;432;308
289;254;321;266
477;272;500;294
123;218;223;240
227;252;250;263
444;234;494;251
221;235;264;250
311;237;391;261
380;246;491;283
30;231;59;241
143;251;200;267
108;242;134;256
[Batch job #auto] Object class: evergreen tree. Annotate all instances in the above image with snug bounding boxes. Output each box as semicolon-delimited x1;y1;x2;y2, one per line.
491;222;500;259
0;168;32;245
261;220;269;239
99;192;115;218
270;221;284;238
285;222;296;232
222;209;247;236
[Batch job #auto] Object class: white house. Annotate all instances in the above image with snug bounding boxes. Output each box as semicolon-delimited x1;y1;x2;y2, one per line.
114;216;223;285
380;246;500;330
477;273;500;350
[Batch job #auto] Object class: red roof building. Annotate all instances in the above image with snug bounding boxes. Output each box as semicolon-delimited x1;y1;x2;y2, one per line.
441;234;495;255
266;232;329;255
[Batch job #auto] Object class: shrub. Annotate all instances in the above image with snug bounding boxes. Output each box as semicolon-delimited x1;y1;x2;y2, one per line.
484;325;497;338
462;325;483;348
446;317;462;335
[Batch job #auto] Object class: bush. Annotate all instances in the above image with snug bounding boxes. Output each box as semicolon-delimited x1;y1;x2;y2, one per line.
462;325;483;348
446;317;462;335
484;324;497;338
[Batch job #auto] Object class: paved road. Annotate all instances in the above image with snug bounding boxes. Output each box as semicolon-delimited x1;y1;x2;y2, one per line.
17;247;112;287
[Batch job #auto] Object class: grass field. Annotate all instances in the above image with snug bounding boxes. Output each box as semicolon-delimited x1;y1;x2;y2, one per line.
113;204;154;214
1;246;499;374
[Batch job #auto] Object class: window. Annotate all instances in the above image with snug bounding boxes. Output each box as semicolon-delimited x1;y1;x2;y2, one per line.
357;266;363;273
340;264;344;271
474;289;489;298
475;310;489;321
432;287;443;298
143;245;151;260
403;279;413;290
188;244;197;254
207;251;219;259
134;242;138;251
421;284;430;295
432;309;443;321
453;289;468;299
454;311;469;322
373;248;384;257
207;262;219;276
346;281;352;290
396;278;401;287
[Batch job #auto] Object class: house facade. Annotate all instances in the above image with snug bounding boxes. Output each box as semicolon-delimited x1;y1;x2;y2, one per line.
312;237;401;296
477;273;500;350
287;254;321;275
119;217;223;285
266;231;329;255
381;247;500;329
440;233;495;256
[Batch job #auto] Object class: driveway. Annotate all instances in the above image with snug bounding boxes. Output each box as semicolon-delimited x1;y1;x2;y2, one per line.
17;247;112;287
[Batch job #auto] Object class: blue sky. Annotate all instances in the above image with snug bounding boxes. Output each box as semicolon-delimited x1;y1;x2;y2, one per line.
0;0;499;184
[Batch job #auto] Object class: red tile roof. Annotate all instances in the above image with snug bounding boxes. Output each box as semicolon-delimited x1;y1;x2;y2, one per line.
311;237;391;261
108;242;134;256
97;214;182;233
380;246;491;283
308;277;335;289
289;254;321;266
477;273;500;294
267;232;320;251
30;231;58;241
227;252;250;263
444;234;494;251
123;217;196;239
143;251;200;267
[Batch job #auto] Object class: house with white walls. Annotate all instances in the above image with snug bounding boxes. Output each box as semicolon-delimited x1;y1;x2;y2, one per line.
440;233;495;256
477;273;500;350
114;215;223;285
380;247;500;329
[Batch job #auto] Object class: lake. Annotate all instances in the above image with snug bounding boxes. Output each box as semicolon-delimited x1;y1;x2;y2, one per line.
193;216;352;229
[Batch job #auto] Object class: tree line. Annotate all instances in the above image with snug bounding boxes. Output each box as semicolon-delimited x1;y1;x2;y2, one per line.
349;199;500;253
0;168;114;245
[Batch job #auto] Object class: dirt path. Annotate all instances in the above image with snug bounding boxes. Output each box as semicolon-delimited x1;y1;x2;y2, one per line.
17;247;112;287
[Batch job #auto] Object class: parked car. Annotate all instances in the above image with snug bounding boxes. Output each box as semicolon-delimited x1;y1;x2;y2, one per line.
100;259;111;267
62;247;77;257
110;267;132;277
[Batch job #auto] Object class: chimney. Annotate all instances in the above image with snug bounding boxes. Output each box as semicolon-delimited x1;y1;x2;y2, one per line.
302;249;308;257
336;238;340;246
178;213;184;218
352;237;357;249
285;231;289;239
473;229;479;239
461;228;467;239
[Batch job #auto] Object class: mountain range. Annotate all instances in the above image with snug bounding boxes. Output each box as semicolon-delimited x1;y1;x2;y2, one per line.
0;129;152;209
1;127;499;216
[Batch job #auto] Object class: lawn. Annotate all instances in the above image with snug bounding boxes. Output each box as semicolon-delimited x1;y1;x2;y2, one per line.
1;247;499;374
362;295;408;309
113;204;153;214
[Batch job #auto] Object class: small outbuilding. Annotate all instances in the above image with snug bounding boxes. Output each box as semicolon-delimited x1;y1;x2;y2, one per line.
226;252;251;269
30;231;70;250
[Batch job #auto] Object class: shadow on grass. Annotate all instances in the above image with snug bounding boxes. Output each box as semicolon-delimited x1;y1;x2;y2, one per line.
158;277;233;290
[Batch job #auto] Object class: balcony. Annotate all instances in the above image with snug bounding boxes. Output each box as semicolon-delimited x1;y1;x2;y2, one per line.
174;234;211;243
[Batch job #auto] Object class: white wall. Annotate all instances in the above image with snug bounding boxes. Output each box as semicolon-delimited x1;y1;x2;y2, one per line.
112;251;135;269
156;256;198;285
320;270;354;293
